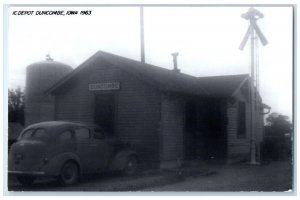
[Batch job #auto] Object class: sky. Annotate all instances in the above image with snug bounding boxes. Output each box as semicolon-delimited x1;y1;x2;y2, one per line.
7;6;293;120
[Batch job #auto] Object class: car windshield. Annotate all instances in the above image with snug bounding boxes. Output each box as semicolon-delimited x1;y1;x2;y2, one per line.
20;128;48;140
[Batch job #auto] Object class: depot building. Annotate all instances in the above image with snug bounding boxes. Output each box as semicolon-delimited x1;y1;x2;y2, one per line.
25;50;268;169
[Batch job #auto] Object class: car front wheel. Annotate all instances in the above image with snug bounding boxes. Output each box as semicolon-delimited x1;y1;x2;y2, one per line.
123;156;138;176
58;161;79;186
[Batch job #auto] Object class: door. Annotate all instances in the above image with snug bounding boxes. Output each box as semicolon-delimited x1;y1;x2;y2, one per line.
91;127;114;171
74;126;113;173
74;127;95;173
185;101;198;159
94;94;115;135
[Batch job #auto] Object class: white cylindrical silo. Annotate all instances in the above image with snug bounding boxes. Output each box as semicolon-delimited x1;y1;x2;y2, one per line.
25;57;72;126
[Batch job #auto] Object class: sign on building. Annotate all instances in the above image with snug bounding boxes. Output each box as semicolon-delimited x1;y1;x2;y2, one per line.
89;82;120;91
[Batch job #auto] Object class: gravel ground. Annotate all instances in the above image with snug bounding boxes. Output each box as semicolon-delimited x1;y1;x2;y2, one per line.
144;161;293;192
7;160;293;192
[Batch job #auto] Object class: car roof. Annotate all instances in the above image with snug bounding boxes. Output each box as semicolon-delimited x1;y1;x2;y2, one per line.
24;121;98;133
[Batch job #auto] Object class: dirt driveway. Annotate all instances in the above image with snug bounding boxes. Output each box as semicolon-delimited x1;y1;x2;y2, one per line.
7;160;293;192
144;161;293;192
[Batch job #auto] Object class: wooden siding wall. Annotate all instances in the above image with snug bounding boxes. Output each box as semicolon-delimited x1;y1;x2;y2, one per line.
226;90;251;163
226;84;264;163
55;60;161;167
115;71;161;168
25;99;55;126
160;95;185;168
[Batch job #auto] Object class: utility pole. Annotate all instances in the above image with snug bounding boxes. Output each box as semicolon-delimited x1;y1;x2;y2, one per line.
140;6;145;63
239;7;268;164
250;25;257;164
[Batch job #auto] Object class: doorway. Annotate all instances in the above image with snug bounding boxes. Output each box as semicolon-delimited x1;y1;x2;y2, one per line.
94;94;115;134
185;101;198;159
185;99;227;162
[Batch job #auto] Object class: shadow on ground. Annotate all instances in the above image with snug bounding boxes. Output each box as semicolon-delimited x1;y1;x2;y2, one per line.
7;160;293;192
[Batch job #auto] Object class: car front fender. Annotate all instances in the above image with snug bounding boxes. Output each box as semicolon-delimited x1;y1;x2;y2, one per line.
42;152;81;177
109;150;138;171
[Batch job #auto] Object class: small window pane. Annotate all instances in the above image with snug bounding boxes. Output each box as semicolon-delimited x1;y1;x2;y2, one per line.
21;129;34;139
238;101;246;139
33;129;47;139
59;130;72;141
75;128;90;140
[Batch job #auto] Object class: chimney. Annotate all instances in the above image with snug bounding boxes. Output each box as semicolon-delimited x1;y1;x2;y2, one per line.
171;52;180;73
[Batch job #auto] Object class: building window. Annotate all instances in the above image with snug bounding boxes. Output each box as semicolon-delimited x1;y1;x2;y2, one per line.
237;101;246;139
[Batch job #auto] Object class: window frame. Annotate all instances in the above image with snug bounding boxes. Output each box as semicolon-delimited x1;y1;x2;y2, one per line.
237;101;247;139
31;128;48;139
74;127;91;140
20;128;35;140
57;129;74;142
20;128;48;140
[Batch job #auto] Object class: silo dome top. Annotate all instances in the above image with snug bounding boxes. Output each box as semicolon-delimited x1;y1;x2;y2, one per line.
27;54;73;71
27;61;73;70
26;54;73;98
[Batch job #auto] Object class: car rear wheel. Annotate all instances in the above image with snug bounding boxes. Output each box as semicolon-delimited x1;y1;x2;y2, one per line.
58;161;79;186
16;175;36;186
123;156;138;176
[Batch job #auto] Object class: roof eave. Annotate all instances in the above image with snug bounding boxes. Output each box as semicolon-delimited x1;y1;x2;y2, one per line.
44;51;103;95
230;75;250;97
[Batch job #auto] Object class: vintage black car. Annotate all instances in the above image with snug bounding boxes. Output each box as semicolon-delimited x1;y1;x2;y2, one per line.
8;121;138;186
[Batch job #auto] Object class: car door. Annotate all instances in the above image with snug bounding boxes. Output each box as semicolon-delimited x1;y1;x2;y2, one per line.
91;127;114;171
55;129;76;156
73;126;95;173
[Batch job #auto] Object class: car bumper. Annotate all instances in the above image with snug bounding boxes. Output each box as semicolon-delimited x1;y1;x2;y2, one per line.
8;170;46;176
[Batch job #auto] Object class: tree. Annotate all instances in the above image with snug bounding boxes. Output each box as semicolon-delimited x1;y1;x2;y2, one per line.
8;87;25;125
266;112;292;137
262;112;293;162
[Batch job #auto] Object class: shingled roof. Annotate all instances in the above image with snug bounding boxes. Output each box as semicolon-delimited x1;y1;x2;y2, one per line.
47;50;209;96
47;50;248;98
198;74;249;97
